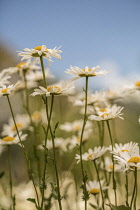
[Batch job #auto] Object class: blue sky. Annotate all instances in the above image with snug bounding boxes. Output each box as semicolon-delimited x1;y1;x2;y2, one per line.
1;0;140;88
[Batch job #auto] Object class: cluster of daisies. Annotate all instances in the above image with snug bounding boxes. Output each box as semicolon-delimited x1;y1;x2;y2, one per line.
0;44;140;210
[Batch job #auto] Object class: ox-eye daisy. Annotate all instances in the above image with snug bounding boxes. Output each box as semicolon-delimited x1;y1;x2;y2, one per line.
75;146;108;163
18;45;62;62
2;114;30;136
114;145;140;171
86;180;108;195
26;69;54;82
0;68;11;87
89;104;124;121
65;65;108;80
0;81;20;97
109;142;138;156
31;80;74;97
101;156;123;173
0;132;27;145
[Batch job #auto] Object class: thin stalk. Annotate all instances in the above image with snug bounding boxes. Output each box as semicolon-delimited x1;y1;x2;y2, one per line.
6;95;40;207
40;56;47;88
23;71;41;184
41;95;54;208
93;160;105;210
8;145;15;210
125;172;128;204
134;168;137;210
106;120;117;205
130;170;136;209
79;76;88;210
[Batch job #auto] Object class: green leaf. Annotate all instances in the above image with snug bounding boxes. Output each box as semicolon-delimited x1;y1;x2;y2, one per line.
0;171;5;179
107;204;130;210
27;198;36;204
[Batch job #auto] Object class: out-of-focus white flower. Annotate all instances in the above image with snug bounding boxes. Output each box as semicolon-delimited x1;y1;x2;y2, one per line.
18;45;62;62
105;89;125;102
75;147;108;163
10;60;40;76
100;156;123;172
31;80;75;97
89;104;124;121
72;91;107;107
59;120;92;133
65;65;109;80
15;81;37;91
114;145;140;171
0;68;11;87
0;132;27;145
109;142;138;156
26;68;54;82
0;81;20;97
2;114;30;136
38;137;68;152
86;180;108;195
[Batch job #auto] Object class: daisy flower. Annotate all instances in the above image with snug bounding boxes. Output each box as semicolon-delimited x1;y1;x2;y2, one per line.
109;141;138;156
13;60;40;76
75;146;108;163
59;120;92;133
89;104;124;121
26;68;54;82
65;65;108;80
15;81;37;92
38;137;68;152
0;81;20;97
2;114;30;136
86;180;108;195
0;132;27;145
18;45;62;62
31;80;75;97
114;145;140;171
100;156;123;172
0;68;11;87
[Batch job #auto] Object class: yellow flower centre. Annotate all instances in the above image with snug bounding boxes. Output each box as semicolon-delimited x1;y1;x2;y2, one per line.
82;68;92;72
89;188;100;194
100;113;109;118
87;154;93;160
135;81;140;87
75;125;81;131
12;123;23;131
107;91;115;96
99;108;107;112
109;164;113;170
32;112;41;121
1;88;10;94
34;46;42;51
2;136;15;142
47;86;61;93
77;137;80;142
121;149;130;152
127;157;140;164
16;62;26;68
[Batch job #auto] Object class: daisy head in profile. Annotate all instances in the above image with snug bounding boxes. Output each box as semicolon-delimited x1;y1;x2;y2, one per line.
0;81;20;97
0;132;27;146
65;65;109;80
89;104;124;121
114;144;140;171
31;80;75;97
18;45;62;63
75;146;108;163
86;180;108;195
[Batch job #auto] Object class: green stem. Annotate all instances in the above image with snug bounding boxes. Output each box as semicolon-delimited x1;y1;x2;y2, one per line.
134;168;137;210
6;95;40;207
106;120;117;205
93;160;105;210
130;170;136;209
41;95;54;208
8;145;15;210
40;56;47;88
79;76;88;210
125;172;128;204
